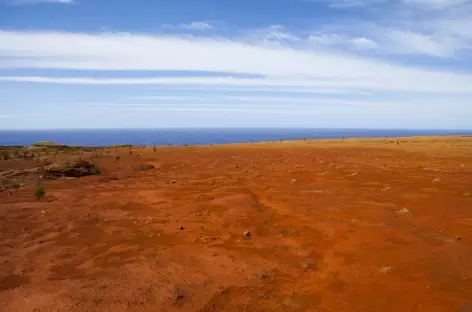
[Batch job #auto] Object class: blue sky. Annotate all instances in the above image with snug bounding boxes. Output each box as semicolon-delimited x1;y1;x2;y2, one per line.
1;0;471;129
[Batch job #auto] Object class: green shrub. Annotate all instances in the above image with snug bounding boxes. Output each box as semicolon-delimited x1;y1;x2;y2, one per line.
35;184;45;200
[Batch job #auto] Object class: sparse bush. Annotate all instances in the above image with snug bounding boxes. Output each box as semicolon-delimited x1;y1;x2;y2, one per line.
35;184;45;200
129;150;132;155
1;150;10;160
91;164;101;175
12;183;20;190
115;155;121;162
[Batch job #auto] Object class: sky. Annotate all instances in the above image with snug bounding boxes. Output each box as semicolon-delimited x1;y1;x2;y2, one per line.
0;0;471;129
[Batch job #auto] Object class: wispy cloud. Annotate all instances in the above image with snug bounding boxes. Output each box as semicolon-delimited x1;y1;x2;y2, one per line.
1;30;472;94
402;0;469;9
162;21;213;31
248;25;300;43
308;33;378;49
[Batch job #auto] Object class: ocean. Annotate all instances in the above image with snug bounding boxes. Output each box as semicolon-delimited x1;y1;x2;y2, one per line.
0;128;471;147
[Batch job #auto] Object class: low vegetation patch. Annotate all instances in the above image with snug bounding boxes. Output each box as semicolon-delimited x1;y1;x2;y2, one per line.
35;184;45;200
0;150;9;160
38;160;101;179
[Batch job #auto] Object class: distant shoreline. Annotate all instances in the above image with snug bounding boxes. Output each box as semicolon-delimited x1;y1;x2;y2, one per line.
1;134;470;149
1;128;471;147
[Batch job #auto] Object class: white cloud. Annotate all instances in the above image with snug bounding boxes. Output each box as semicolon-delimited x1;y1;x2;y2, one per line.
1;30;472;95
350;37;378;49
249;25;300;43
308;33;378;49
126;94;372;104
308;21;470;57
385;29;458;57
402;0;469;9
163;21;213;31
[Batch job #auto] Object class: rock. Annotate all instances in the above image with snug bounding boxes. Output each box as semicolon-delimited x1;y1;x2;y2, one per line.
396;208;411;216
244;231;252;237
85;213;90;217
291;179;297;184
456;236;462;241
180;226;185;230
197;213;201;216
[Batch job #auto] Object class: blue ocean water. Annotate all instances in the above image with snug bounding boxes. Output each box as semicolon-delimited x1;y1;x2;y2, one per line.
0;128;471;147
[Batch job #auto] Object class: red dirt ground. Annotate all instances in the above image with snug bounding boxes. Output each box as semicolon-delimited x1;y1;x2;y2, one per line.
1;136;472;312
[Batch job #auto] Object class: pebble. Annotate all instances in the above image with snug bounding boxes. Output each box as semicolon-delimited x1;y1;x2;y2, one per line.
197;213;201;216
244;231;252;237
456;236;462;240
180;226;185;230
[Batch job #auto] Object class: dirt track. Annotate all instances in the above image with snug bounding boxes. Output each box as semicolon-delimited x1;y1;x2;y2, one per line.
1;136;472;311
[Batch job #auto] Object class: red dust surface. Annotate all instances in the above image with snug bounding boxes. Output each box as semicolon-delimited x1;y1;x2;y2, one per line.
1;136;472;311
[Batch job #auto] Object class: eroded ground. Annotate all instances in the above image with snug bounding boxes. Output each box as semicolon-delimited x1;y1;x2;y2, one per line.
1;136;472;311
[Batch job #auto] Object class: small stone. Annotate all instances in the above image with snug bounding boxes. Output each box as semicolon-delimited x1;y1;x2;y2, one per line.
197;213;201;216
21;227;27;232
244;231;252;237
180;226;185;230
456;236;462;240
291;179;297;184
85;213;90;217
396;208;411;216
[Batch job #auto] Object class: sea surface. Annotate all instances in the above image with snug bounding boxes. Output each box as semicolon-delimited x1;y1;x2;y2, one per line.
0;128;471;147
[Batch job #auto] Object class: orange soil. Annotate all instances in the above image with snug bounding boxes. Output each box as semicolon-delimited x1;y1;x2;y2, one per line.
1;136;472;312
